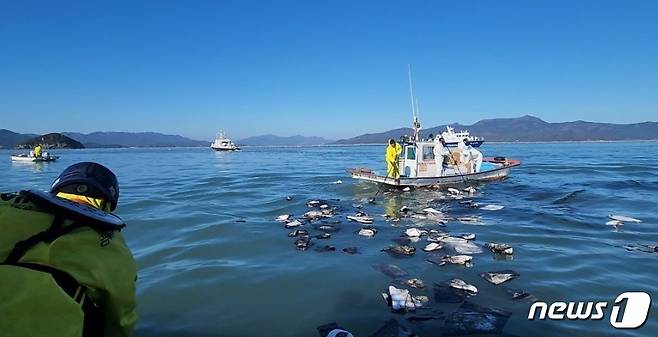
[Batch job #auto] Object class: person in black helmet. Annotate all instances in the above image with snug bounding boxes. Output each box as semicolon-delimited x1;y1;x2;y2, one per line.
0;162;137;337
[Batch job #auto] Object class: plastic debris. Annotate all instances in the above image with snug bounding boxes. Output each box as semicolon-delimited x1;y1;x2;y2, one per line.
382;286;424;312
608;214;642;223
479;270;519;285
480;204;504;211
485;242;514;255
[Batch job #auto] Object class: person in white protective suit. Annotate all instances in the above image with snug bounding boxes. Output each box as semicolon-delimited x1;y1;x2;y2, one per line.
462;138;483;173
433;137;451;176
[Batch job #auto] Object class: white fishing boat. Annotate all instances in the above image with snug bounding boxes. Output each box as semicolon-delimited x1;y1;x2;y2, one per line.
210;131;240;151
11;153;59;162
439;126;484;148
348;66;520;188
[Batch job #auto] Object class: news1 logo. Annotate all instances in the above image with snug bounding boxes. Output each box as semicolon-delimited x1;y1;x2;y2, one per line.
528;292;651;329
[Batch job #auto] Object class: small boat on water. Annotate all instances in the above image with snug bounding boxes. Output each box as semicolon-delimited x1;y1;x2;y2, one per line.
210;131;240;151
11;153;59;162
348;66;519;188
439;126;484;148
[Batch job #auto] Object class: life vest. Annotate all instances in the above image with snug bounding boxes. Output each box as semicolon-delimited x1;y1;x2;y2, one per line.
0;190;126;337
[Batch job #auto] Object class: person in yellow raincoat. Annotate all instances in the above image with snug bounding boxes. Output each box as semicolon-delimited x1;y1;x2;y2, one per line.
0;162;137;337
385;139;402;179
34;144;43;158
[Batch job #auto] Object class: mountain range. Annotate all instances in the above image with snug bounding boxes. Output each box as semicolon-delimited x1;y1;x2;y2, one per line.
2;115;658;149
334;115;658;144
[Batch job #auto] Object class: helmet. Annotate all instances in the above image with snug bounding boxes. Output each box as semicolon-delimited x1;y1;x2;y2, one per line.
50;162;119;211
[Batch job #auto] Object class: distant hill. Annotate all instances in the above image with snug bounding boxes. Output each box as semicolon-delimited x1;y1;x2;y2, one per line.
63;132;208;147
0;129;37;148
17;133;84;149
334;115;658;144
236;134;331;146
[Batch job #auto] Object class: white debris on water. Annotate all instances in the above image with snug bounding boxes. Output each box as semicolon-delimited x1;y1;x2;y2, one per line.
275;214;291;222
608;214;642;223
423;242;443;252
382;286;424;311
448;278;478;294
405;228;426;238
347;215;374;224
480;204;505;211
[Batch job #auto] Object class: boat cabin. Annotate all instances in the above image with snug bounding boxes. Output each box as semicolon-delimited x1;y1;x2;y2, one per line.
398;139;481;178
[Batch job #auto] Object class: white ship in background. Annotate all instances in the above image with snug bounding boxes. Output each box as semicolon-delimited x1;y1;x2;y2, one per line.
438;126;484;148
210;131;240;151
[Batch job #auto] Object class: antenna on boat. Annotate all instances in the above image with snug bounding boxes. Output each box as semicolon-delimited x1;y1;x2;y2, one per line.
407;64;421;142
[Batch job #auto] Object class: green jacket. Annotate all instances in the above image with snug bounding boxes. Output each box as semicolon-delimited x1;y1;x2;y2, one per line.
0;192;137;337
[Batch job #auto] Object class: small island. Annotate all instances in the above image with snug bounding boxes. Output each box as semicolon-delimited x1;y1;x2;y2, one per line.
17;133;85;149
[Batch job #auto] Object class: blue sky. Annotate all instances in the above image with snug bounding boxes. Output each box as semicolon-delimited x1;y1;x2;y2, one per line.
1;0;657;140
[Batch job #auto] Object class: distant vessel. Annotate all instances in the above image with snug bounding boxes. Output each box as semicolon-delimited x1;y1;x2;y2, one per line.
11;153;59;162
210;131;240;151
439;126;484;148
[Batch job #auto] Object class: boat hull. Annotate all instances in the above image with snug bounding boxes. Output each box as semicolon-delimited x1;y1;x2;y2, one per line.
11;155;59;162
348;158;520;187
211;147;240;151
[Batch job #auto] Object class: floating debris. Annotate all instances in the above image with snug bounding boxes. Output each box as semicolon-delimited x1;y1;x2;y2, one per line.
505;288;538;302
402;187;411;192
317;224;338;232
347;215;374;224
608;214;642;223
357;227;377;237
285;196;293;201
405;278;425;289
442;301;511;336
307;200;321;207
305;210;329;220
459;233;476;240
276;214;292;222
342;247;359;254
320;204;330;209
428;255;472;267
423;242;443;252
423;207;443;215
295;237;312;251
480;204;504;211
447;278;478;294
463;186;477;193
288;229;308;237
480;270;519;285
452;242;483;255
317;323;354;337
405;228;426;238
284;219;304;228
447;187;461;195
382;286;425;312
315;233;332;240
369;318;416;337
606;220;623;227
333;180;343;184
352;203;363;209
433;281;474;303
485;242;514;255
373;264;409;278
457;216;483;224
382;245;416;257
400;206;412;213
235;219;246;223
316;245;336;252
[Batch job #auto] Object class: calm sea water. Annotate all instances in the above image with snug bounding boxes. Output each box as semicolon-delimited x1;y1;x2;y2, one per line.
1;143;657;337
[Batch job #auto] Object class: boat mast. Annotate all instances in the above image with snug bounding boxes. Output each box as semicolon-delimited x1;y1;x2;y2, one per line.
407;64;421;142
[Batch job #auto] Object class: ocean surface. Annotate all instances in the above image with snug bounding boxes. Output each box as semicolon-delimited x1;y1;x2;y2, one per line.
1;143;657;337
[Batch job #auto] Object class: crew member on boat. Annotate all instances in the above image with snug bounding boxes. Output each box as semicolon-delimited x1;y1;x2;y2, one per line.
433;137;450;176
385;139;402;179
463;138;483;173
33;144;43;158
